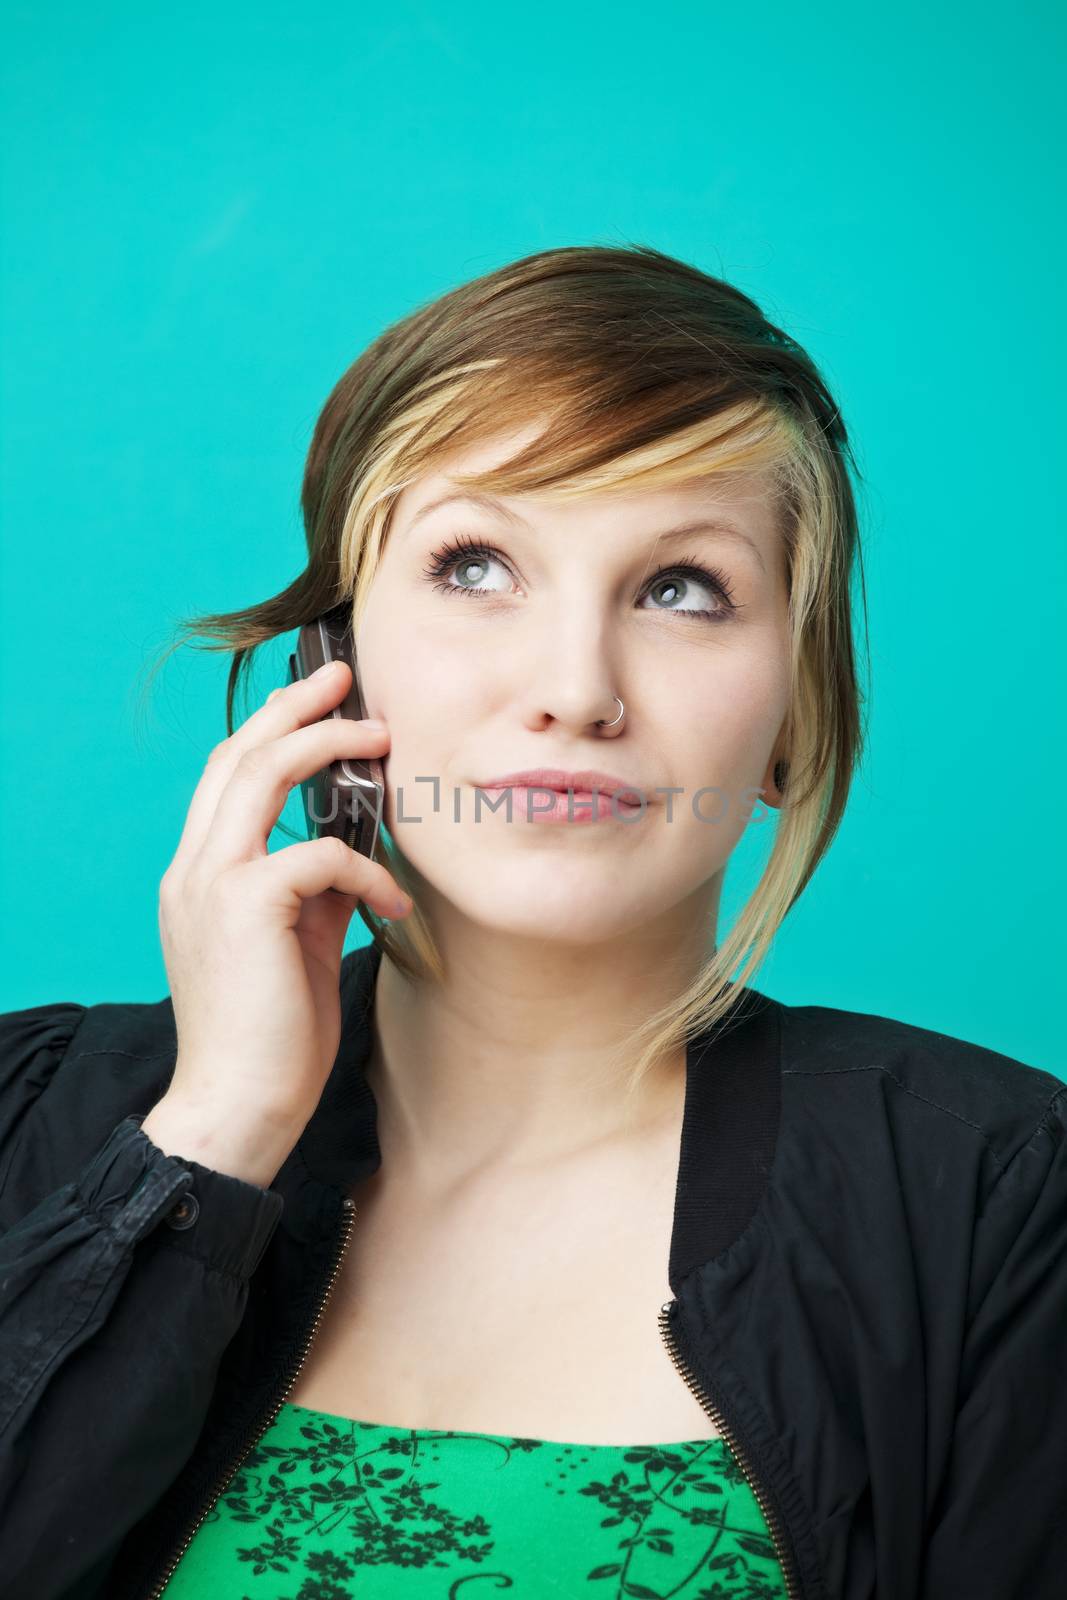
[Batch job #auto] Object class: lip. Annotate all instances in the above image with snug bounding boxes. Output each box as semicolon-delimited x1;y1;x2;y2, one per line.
475;767;648;803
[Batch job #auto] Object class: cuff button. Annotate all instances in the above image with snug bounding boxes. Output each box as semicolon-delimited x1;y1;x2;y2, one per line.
165;1191;200;1230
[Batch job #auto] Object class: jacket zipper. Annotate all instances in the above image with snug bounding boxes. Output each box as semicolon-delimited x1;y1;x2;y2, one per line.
135;1213;794;1596
139;1195;358;1600
658;1297;802;1600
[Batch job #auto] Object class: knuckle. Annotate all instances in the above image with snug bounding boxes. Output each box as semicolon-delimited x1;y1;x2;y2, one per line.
235;746;269;781
158;868;181;907
204;866;244;910
325;834;355;867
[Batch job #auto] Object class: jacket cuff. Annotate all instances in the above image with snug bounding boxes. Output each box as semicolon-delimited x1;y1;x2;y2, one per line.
76;1114;285;1282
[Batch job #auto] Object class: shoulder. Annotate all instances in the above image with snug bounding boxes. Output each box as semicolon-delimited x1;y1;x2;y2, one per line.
772;996;1065;1173
0;990;178;1078
0;953;377;1186
0;993;179;1201
763;999;1067;1323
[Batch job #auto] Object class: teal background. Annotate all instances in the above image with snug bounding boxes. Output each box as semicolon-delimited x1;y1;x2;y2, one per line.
1;2;1062;1075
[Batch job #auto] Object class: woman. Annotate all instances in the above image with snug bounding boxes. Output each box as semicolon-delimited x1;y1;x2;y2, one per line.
1;244;1063;1600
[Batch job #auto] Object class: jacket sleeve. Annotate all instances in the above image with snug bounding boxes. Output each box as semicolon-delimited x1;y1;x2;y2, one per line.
0;1001;286;1600
918;1083;1067;1599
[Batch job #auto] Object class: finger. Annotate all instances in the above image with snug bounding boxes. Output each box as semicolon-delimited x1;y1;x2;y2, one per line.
171;661;358;867
232;835;411;922
193;718;390;876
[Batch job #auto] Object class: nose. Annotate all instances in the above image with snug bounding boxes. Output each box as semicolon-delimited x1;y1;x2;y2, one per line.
516;616;628;739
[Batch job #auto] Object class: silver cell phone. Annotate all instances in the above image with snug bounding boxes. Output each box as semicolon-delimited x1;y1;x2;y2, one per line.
287;604;385;861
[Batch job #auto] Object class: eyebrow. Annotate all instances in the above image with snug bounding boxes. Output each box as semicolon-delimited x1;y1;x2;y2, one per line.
407;491;766;573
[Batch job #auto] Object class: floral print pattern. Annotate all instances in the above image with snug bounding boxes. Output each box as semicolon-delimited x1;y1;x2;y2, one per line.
164;1401;786;1598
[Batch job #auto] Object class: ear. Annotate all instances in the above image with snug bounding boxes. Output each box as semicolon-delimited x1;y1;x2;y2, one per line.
762;753;790;809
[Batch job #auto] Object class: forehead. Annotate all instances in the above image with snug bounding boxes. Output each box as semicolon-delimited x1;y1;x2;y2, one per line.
394;427;783;547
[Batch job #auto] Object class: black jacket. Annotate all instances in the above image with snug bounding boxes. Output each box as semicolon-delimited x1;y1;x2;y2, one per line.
1;940;1065;1600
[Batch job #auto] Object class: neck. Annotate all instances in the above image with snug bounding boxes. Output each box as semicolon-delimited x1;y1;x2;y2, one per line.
363;889;720;1191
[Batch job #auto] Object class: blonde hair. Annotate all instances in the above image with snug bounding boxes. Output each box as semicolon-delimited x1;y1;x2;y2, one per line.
141;242;870;1101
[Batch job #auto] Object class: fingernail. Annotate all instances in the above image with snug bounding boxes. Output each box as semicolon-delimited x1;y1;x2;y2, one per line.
311;661;338;679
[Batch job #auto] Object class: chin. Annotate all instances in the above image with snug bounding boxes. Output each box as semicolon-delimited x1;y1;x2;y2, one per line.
420;857;677;946
469;903;636;947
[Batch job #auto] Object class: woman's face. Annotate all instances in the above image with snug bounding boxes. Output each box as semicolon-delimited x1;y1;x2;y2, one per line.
355;426;792;945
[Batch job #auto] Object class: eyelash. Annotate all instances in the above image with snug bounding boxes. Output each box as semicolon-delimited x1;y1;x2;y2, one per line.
420;534;741;621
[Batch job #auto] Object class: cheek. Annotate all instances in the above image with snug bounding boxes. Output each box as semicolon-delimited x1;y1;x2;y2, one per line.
355;620;480;834
357;606;485;725
675;647;789;770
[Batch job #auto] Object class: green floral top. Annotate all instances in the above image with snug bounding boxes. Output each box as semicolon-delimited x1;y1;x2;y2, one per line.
164;1401;787;1598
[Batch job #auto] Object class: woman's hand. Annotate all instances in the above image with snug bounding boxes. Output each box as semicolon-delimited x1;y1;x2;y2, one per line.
150;659;408;1155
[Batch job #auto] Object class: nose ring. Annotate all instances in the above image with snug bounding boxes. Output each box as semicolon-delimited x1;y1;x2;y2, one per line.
595;696;625;730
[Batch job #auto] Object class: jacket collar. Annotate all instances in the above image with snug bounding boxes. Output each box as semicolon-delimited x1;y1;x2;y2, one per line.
296;940;784;1292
